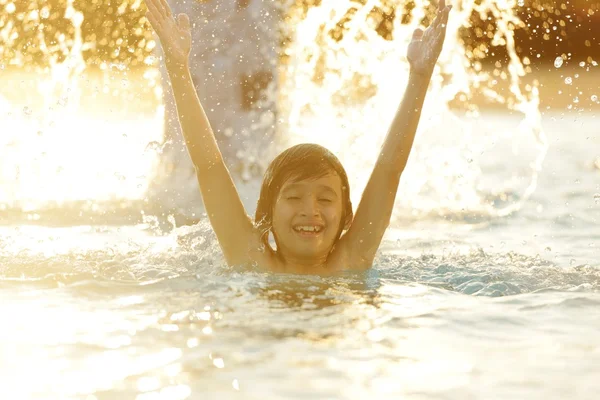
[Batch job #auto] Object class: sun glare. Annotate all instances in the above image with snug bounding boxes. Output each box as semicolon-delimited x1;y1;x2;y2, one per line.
0;98;163;210
0;0;163;213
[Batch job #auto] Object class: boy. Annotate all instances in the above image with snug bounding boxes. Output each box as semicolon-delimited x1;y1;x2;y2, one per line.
145;0;451;274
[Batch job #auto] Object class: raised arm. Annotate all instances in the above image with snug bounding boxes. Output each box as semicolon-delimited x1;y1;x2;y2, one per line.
145;0;258;265
339;1;452;268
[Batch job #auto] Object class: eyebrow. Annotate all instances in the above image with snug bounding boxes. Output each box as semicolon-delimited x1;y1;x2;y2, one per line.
281;183;339;196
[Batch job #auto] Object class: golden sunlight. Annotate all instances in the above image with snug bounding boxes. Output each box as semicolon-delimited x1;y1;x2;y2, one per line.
0;69;163;210
0;0;162;212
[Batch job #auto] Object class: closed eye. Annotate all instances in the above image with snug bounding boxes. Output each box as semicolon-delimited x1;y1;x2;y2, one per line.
319;198;333;203
286;196;300;200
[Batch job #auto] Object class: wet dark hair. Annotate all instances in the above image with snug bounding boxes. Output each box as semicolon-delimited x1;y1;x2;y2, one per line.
255;143;353;247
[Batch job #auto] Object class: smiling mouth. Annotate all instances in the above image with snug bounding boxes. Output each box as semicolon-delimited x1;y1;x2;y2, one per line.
293;225;324;236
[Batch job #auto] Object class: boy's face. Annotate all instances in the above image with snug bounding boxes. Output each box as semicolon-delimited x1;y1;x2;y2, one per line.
271;173;346;261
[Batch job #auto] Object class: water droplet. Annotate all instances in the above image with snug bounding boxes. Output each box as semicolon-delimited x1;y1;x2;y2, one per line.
0;63;4;70
594;193;600;205
22;106;32;116
591;95;598;102
213;358;225;368
545;247;552;252
467;158;473;163
41;8;50;19
579;61;586;67
517;0;524;6
564;76;572;85
554;57;564;68
57;97;68;107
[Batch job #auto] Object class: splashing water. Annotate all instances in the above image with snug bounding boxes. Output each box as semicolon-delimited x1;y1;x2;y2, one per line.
1;3;600;399
554;56;564;68
278;0;547;220
0;0;162;215
1;0;548;223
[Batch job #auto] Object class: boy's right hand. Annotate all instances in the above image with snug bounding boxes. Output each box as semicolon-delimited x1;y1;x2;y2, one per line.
145;0;191;65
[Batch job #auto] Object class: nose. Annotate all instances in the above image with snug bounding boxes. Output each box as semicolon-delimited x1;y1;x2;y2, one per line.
299;195;319;217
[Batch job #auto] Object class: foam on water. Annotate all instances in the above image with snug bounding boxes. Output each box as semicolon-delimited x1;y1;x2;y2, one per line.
1;220;598;295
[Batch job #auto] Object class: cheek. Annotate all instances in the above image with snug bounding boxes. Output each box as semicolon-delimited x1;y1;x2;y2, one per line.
323;202;343;225
272;202;292;228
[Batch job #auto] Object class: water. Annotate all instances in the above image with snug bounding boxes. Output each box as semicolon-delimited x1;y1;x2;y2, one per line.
1;0;600;398
1;110;599;399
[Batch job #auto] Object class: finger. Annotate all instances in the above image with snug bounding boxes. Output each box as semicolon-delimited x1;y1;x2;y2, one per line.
432;6;443;28
158;0;173;18
177;13;190;31
433;6;450;32
145;11;162;32
150;0;166;18
146;0;162;20
435;30;443;46
441;6;451;28
434;29;445;52
434;2;451;28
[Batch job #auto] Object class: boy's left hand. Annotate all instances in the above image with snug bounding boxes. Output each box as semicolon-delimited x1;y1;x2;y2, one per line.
407;0;452;77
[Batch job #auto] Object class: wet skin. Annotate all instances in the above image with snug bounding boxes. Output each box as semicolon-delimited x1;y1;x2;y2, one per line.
271;174;347;265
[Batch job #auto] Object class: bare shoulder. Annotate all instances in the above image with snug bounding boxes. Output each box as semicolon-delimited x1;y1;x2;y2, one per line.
326;233;373;272
223;224;263;266
242;232;286;273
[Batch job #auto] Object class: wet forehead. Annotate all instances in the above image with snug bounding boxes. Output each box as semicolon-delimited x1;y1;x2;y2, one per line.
280;174;342;194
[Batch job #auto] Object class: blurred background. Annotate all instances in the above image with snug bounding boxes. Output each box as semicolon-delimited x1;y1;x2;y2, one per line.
2;1;599;69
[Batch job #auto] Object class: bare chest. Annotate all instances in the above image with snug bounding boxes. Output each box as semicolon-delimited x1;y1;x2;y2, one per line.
246;246;349;275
